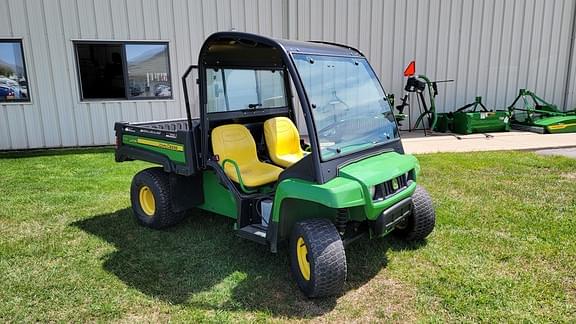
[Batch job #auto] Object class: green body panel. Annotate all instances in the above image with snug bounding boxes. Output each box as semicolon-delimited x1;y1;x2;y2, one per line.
534;116;576;133
122;134;186;164
271;152;419;223
197;171;237;219
452;110;510;134
338;152;418;220
272;177;365;222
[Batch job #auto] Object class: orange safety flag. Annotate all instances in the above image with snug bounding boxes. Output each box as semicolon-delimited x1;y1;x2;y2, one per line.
404;61;415;77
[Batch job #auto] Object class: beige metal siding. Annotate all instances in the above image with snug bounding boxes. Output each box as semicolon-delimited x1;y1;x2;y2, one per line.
0;0;575;150
288;0;576;120
0;0;285;150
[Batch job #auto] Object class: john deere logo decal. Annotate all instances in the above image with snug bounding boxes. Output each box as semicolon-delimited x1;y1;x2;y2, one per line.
391;178;399;191
136;138;184;152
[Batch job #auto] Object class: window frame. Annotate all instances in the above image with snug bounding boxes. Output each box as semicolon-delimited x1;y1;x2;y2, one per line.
0;38;31;103
73;40;173;102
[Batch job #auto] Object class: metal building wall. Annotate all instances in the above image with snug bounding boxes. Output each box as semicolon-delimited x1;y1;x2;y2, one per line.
288;0;576;119
1;0;575;150
0;0;285;150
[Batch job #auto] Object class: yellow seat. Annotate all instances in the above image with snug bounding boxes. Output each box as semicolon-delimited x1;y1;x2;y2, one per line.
264;117;306;167
211;124;283;187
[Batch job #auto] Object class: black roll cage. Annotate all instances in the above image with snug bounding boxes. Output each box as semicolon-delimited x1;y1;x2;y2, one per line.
182;32;404;184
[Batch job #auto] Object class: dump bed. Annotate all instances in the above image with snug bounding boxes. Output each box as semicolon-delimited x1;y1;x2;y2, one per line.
115;118;201;176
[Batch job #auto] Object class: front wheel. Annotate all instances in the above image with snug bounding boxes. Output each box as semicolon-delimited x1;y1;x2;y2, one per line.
394;185;436;241
289;219;347;298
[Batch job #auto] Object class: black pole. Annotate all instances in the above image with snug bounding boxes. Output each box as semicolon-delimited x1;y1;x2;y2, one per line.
181;65;197;130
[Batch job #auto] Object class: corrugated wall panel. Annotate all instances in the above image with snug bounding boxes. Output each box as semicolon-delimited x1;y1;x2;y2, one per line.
0;0;285;149
0;0;14;149
1;0;575;150
288;0;576;127
565;1;576;110
8;0;43;149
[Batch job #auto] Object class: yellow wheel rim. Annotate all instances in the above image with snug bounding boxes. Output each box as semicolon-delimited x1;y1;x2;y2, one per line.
139;185;155;217
296;237;310;281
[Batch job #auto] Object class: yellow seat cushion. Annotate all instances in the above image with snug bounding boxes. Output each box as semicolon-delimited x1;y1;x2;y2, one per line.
263;117;306;168
211;124;283;187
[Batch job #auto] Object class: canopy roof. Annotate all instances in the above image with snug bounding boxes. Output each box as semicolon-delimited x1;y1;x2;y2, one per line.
198;32;364;68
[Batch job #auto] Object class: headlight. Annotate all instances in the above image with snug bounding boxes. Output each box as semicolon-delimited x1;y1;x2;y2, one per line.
368;185;376;199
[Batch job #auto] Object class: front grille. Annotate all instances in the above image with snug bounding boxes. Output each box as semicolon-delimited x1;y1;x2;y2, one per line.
373;170;414;201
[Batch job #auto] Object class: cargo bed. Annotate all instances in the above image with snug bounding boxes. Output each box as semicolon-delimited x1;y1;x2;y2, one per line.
114;118;201;176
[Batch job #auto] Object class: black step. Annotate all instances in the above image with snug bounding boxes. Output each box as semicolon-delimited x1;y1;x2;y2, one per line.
237;225;268;245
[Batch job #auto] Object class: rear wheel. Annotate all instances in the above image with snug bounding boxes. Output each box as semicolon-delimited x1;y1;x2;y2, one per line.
130;167;186;229
394;185;435;241
289;219;347;298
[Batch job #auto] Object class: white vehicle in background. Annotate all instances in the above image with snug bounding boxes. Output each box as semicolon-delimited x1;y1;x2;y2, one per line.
154;84;171;97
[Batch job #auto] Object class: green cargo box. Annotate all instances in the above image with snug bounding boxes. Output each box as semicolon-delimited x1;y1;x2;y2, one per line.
452;110;510;135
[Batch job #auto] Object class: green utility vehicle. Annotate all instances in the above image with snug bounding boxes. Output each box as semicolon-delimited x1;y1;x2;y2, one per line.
115;32;435;297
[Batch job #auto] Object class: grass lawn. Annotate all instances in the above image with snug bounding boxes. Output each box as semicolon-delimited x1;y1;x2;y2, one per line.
0;149;575;322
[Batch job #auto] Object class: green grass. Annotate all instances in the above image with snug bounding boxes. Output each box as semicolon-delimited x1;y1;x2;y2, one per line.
0;149;575;322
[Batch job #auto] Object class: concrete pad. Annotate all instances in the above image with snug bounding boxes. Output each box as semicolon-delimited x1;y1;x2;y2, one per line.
402;131;576;154
535;148;576;159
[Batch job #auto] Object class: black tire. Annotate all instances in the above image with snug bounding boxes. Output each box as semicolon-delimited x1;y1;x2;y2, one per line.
394;185;435;241
393;186;436;241
130;167;186;229
289;219;347;298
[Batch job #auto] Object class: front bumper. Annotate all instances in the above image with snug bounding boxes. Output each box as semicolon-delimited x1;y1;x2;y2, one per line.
370;197;412;237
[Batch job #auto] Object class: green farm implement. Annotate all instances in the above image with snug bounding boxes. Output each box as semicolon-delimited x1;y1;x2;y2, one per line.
396;61;453;135
437;96;510;135
508;89;576;134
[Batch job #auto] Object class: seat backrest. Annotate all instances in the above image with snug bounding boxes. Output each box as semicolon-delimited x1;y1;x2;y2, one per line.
211;124;258;166
264;117;302;158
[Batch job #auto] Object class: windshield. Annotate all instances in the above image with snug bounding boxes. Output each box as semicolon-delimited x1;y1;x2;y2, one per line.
293;54;398;161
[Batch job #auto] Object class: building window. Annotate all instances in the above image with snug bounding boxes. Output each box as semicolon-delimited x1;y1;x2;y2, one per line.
74;42;171;101
0;39;30;103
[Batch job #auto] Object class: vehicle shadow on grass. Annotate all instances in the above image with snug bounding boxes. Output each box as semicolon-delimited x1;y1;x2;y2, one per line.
73;208;426;319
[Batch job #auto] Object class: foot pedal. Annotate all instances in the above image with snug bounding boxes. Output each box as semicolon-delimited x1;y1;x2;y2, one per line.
237;225;268;245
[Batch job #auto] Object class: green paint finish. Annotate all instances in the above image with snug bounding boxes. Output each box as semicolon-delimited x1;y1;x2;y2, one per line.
272;151;419;222
436;97;510;134
197;171;237;219
508;89;576;133
272;176;365;222
452;110;510;134
534;116;576;133
339;152;418;186
122;134;186;164
339;152;418;220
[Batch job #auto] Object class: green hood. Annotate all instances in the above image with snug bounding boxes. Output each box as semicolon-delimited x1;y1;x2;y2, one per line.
339;151;419;185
